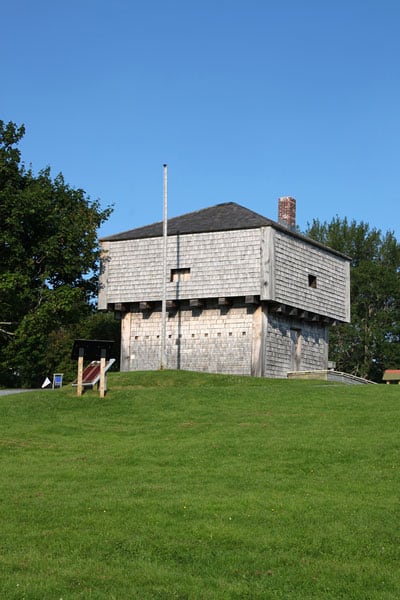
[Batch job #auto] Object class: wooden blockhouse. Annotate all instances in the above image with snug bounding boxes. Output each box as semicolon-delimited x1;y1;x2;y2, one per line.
98;198;351;378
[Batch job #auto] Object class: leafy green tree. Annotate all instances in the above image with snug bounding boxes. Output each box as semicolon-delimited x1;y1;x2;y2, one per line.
306;217;400;381
0;120;113;386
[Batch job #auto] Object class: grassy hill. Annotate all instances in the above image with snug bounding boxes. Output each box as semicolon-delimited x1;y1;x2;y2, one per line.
0;371;399;599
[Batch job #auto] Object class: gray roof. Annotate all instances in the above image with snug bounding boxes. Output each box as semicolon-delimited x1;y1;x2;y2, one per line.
100;202;350;260
101;202;274;241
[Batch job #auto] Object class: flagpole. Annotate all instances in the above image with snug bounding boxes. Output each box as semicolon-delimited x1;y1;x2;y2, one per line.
160;164;168;369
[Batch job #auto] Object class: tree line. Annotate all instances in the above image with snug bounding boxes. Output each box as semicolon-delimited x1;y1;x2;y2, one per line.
305;217;400;381
1;120;399;385
0;120;119;387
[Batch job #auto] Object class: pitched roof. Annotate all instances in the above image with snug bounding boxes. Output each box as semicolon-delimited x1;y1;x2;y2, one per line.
100;201;350;260
101;202;273;241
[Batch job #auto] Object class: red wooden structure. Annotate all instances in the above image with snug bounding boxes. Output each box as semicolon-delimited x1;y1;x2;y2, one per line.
72;359;115;390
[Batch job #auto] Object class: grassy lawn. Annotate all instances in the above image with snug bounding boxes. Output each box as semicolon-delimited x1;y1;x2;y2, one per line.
0;371;399;599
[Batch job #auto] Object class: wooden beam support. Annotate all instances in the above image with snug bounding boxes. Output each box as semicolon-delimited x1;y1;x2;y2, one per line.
114;303;129;312
218;297;231;306
99;348;106;398
190;298;203;308
274;303;285;313
139;301;153;311
77;347;84;397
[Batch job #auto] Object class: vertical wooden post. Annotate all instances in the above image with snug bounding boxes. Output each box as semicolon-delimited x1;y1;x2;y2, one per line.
77;347;84;397
99;348;106;398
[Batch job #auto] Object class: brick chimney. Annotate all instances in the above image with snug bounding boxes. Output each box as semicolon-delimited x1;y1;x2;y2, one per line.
278;196;296;230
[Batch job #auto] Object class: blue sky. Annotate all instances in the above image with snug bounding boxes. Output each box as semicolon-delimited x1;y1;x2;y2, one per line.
3;0;399;240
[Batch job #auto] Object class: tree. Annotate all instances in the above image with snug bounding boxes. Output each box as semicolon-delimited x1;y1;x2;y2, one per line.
305;217;400;381
0;120;113;386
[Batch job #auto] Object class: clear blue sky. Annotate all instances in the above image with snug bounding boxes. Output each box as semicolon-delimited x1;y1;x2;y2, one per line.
3;0;399;240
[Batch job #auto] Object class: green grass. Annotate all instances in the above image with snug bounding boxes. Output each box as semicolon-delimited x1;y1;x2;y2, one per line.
0;371;399;599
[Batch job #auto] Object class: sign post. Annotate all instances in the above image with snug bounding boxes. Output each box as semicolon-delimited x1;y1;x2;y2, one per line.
77;347;84;397
99;347;107;398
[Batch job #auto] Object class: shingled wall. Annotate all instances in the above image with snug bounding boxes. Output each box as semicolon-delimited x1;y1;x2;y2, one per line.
272;230;350;321
120;301;329;377
264;311;328;377
121;301;253;375
100;228;261;306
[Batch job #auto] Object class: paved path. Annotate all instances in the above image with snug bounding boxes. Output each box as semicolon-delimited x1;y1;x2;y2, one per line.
0;389;38;396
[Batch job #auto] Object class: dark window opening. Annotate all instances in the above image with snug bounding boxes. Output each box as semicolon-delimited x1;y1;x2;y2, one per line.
170;267;191;282
308;274;317;288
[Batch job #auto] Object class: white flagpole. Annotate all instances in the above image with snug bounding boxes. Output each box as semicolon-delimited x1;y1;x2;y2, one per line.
160;164;168;369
